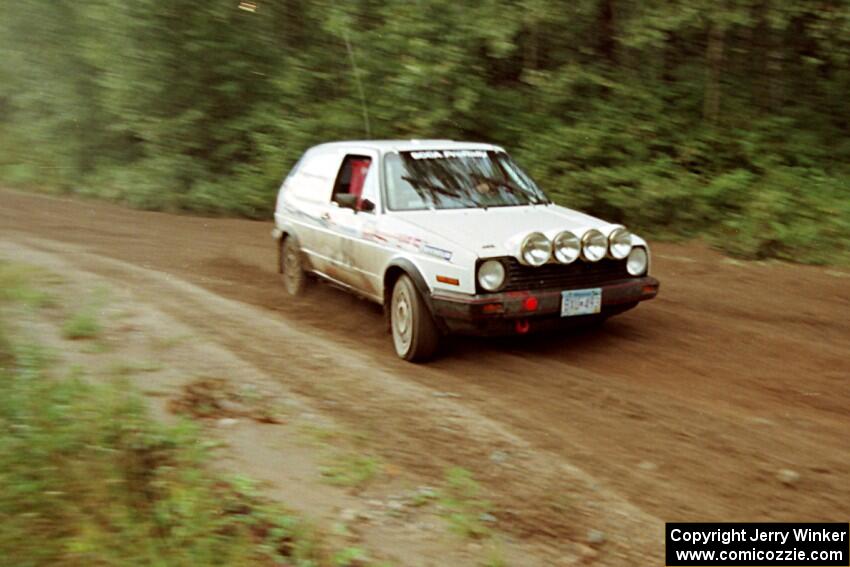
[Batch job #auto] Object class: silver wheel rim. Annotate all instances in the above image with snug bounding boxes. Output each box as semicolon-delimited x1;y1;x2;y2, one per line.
392;284;412;355
283;244;300;293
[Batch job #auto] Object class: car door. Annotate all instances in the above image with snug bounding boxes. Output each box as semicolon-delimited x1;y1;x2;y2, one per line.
323;151;385;299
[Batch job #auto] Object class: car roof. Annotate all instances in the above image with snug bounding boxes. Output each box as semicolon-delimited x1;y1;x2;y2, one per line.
308;139;504;154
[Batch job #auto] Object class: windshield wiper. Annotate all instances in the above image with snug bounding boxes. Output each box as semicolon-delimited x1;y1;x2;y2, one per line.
478;175;550;205
477;175;520;194
401;175;477;207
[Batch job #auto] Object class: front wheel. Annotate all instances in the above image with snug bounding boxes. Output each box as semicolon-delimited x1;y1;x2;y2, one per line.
280;237;307;296
390;275;440;362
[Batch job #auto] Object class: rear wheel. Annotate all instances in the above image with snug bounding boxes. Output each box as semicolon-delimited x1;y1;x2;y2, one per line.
390;275;440;362
280;237;306;296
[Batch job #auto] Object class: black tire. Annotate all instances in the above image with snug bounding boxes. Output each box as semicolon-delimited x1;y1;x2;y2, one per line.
390;274;440;362
280;236;306;296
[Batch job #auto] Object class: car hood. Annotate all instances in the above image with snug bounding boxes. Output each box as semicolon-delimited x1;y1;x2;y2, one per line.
391;204;626;259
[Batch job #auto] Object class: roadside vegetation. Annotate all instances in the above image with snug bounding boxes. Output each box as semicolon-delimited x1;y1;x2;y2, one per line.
0;261;377;566
0;257;518;565
1;2;848;264
61;309;103;340
0;354;322;565
320;454;381;490
438;467;495;540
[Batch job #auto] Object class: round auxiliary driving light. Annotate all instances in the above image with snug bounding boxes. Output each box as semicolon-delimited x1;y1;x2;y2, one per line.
608;227;633;260
581;229;607;262
553;231;581;264
520;232;552;266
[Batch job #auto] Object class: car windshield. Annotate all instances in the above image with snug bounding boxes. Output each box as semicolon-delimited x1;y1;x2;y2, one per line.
384;150;550;211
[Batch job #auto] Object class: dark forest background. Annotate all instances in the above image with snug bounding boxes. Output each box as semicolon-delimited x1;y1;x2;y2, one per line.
1;1;848;263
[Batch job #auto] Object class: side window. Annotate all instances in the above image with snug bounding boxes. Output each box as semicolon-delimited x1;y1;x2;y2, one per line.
332;155;374;212
292;151;341;203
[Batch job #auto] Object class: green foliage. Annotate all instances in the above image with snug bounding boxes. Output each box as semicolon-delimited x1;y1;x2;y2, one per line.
0;334;323;566
332;547;368;567
61;288;111;341
320;453;380;488
62;310;102;340
712;168;850;263
439;467;493;539
1;0;849;260
0;263;58;309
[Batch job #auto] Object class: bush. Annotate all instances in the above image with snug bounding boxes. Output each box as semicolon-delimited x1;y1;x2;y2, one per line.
62;310;102;340
712;168;850;264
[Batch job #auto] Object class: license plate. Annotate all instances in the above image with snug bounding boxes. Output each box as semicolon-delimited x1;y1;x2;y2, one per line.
561;288;602;317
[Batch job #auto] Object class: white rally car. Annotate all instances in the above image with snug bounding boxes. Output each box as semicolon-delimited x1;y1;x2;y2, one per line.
273;140;659;361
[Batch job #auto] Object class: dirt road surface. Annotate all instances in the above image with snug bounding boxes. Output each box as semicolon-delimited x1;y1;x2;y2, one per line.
2;189;848;564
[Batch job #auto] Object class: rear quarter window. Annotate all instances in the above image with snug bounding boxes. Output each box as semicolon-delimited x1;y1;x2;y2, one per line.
289;151;342;203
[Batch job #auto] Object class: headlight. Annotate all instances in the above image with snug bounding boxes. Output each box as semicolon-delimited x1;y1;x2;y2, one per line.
553;231;580;264
608;227;633;260
627;247;648;276
520;232;552;266
477;259;506;292
581;229;607;262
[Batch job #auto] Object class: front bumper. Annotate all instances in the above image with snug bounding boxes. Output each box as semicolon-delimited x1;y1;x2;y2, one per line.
430;276;659;335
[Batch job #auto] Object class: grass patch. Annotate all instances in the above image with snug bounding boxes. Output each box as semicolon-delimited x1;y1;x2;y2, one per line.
62;309;102;340
0;261;57;309
319;453;381;489
439;467;494;539
62;286;112;341
332;547;369;566
409;486;439;508
0;333;327;565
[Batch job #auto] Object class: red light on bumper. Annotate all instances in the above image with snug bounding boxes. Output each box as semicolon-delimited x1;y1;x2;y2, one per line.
482;303;504;314
523;296;539;311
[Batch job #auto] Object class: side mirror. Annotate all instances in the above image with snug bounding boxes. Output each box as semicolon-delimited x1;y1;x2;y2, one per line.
359;198;375;213
335;194;358;210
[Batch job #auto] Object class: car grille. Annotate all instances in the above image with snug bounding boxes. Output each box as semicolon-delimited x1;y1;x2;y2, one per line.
497;257;631;292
